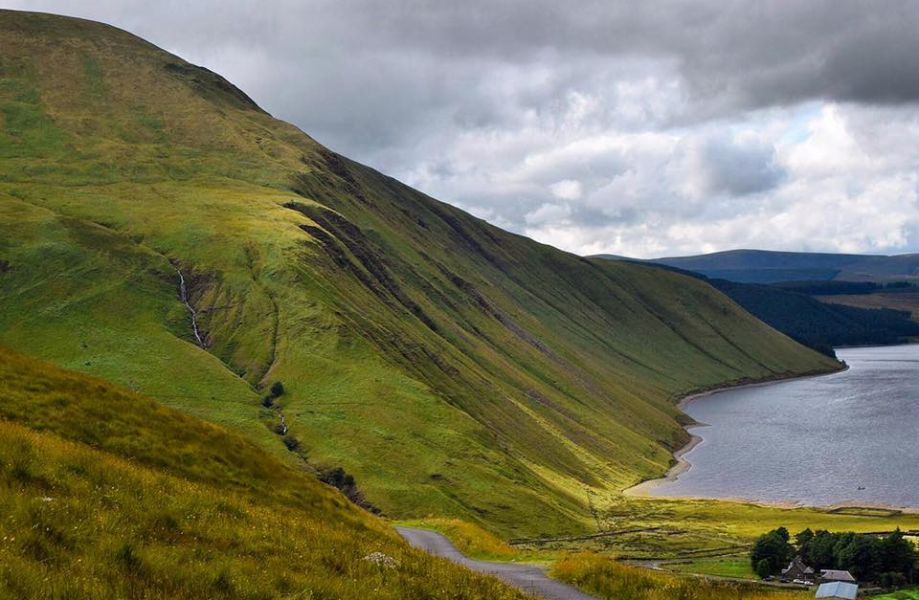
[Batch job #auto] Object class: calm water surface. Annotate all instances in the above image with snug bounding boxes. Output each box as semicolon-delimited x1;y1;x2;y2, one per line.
650;345;919;508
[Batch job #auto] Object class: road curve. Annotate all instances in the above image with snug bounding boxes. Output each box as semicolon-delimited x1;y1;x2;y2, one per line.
396;526;598;600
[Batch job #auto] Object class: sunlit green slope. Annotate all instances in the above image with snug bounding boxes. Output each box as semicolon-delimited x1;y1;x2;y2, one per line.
0;10;839;537
0;346;526;599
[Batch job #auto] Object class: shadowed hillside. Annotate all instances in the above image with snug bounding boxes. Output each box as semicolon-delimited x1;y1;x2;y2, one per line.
0;10;839;537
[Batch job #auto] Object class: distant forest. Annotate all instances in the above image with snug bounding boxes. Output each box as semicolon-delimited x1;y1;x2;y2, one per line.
604;260;919;357
711;280;919;356
773;280;917;296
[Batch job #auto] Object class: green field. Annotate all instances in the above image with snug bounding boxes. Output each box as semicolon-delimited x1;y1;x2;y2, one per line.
551;554;808;600
669;558;755;579
873;589;919;600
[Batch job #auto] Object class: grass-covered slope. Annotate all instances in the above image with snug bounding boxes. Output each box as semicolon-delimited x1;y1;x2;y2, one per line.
0;346;526;599
0;10;839;536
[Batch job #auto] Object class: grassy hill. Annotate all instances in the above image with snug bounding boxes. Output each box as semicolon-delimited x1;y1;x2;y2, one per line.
0;9;840;538
0;346;526;599
607;249;919;284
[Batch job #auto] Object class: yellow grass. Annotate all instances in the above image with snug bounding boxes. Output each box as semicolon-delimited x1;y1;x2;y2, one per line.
396;518;518;560
0;346;528;599
551;554;808;600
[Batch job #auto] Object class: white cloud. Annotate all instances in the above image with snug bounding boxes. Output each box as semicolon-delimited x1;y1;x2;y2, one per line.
549;180;583;200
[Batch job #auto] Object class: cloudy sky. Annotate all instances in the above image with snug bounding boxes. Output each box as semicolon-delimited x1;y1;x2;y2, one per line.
7;1;919;257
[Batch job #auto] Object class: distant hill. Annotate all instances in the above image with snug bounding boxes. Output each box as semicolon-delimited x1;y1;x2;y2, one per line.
595;258;919;354
592;249;919;284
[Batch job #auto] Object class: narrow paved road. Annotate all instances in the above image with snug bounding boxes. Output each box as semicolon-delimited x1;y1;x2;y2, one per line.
396;527;598;600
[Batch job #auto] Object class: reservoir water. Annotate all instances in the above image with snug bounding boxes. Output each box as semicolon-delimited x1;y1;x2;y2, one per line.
646;344;919;508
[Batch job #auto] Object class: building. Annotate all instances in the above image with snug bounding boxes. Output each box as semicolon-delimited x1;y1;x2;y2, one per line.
820;569;856;583
782;556;815;582
815;581;858;599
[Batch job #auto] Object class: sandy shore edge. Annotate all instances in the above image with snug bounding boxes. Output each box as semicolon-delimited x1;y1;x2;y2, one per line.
623;367;845;499
623;360;919;514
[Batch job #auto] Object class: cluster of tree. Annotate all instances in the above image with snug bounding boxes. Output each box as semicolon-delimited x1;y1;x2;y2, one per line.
751;527;918;586
318;466;380;514
690;268;841;284
711;279;919;356
751;527;796;578
772;280;918;296
261;380;285;407
884;281;918;290
772;281;884;295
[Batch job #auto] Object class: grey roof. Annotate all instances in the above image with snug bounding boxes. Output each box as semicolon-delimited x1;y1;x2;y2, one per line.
820;569;856;582
783;556;815;574
815;582;858;600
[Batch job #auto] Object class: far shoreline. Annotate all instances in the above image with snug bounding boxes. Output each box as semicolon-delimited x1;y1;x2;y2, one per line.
624;364;847;499
624;353;919;514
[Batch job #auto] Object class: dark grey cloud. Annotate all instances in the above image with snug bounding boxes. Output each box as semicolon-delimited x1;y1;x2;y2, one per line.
13;1;919;152
5;0;919;256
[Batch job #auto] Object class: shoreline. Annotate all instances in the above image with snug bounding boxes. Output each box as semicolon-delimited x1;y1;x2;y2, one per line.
624;365;846;500
624;358;919;514
622;432;705;495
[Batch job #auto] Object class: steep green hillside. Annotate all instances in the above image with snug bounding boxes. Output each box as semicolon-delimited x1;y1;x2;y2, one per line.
0;346;526;599
0;10;838;537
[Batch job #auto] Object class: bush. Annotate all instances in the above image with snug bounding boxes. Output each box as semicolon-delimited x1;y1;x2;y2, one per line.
879;572;907;589
319;467;379;513
269;381;284;398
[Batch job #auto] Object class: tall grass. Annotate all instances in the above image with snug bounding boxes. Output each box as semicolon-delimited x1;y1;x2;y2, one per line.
0;421;528;599
0;347;528;599
551;554;808;600
397;518;518;560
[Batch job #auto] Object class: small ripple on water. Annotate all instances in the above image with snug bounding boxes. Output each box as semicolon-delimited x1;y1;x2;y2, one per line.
649;344;919;509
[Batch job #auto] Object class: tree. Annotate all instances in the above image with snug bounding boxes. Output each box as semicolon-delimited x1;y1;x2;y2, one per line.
796;528;815;562
751;528;794;576
838;535;881;581
270;381;285;398
808;530;837;569
879;530;917;581
756;559;774;580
